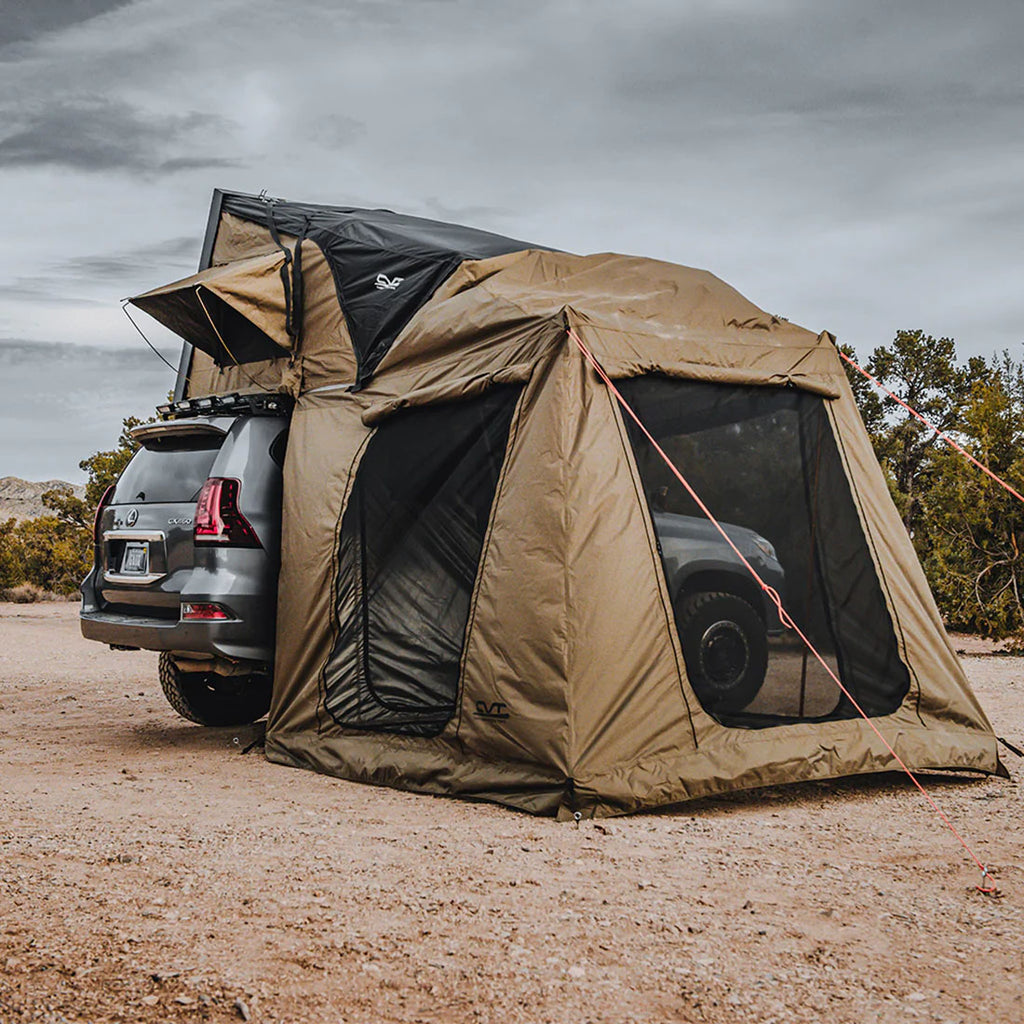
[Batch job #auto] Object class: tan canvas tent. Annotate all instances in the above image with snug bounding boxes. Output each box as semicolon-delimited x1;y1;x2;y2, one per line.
132;189;1004;817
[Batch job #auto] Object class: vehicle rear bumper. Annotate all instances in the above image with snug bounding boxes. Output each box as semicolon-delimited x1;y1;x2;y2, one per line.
81;552;276;663
80;571;274;663
79;608;270;662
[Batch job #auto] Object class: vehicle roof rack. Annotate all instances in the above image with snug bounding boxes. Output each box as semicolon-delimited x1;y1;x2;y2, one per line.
156;392;294;421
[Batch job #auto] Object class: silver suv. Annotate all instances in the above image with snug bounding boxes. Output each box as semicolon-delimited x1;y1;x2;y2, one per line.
653;510;786;714
80;393;290;726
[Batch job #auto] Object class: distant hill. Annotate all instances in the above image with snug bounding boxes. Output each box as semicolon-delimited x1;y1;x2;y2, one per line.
0;476;84;522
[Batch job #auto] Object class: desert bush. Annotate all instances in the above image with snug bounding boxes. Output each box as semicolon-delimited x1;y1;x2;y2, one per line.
0;516;23;588
0;582;65;603
0;515;90;594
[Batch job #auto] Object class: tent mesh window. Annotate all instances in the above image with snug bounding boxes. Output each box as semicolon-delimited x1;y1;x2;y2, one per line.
323;386;523;736
196;290;287;365
619;377;910;729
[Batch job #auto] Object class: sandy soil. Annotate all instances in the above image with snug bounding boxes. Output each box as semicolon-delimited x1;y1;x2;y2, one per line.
1;603;1021;1024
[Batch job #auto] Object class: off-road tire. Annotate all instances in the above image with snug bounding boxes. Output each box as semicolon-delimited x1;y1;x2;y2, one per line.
158;652;271;726
676;591;768;713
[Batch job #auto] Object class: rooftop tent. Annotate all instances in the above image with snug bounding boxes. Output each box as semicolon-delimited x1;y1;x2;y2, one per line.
163;190;1004;817
165;191;543;395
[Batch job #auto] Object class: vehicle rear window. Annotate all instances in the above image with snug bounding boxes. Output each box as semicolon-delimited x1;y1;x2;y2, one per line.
113;436;222;505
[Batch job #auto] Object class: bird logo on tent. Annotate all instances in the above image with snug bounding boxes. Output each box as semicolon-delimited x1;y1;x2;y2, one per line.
374;272;404;291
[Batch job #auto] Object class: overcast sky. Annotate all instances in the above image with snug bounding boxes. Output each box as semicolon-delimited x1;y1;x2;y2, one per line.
2;0;1022;481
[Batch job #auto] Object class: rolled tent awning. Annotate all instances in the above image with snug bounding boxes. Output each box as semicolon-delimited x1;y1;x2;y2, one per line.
130;250;293;366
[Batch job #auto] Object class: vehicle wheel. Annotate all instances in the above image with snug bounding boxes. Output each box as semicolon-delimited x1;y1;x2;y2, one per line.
676;591;768;713
158;652;271;726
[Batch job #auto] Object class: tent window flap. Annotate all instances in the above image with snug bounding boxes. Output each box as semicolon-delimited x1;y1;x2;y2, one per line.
129;250;292;366
323;386;522;736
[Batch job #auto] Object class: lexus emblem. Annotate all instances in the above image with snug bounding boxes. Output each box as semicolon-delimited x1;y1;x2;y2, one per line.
125;507;139;527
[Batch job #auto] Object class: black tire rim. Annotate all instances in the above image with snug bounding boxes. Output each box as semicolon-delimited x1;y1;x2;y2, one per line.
698;619;750;691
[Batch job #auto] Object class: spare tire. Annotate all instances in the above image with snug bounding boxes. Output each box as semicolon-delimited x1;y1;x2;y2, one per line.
676;591;768;713
158;652;271;726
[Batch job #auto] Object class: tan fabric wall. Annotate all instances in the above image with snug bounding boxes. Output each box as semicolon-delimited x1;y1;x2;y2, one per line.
200;252;292;351
265;312;1001;816
162;234;1001;815
564;325;1000;815
450;347;573;776
557;337;703;777
267;326;576;809
267;388;367;739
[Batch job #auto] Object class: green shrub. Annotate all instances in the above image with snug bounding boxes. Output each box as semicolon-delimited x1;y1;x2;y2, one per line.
844;337;1024;643
0;416;148;598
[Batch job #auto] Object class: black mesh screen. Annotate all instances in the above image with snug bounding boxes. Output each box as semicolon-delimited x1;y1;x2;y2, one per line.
618;377;910;728
323;386;522;735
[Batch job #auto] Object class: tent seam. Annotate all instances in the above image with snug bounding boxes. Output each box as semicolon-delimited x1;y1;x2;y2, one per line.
561;324;575;797
577;321;828;348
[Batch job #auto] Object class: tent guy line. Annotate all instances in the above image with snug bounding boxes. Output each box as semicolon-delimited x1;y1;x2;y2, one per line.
120;301;179;375
567;326;998;896
193;287;276;395
840;350;1024;508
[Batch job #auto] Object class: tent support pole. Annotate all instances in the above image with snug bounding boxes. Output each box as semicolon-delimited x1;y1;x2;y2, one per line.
174;188;225;401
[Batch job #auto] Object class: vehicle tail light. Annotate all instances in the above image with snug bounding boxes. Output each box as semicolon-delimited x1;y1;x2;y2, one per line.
181;602;232;621
93;484;115;545
193;478;261;547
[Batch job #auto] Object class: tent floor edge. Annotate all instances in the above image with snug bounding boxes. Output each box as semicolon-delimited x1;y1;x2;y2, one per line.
569;724;1001;817
263;723;1000;819
264;732;567;817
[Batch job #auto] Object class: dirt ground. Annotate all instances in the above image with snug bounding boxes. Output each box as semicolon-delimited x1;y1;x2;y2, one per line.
1;603;1021;1024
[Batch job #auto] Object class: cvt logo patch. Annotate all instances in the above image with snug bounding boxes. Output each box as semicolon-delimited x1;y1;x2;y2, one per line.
474;700;510;721
374;272;404;292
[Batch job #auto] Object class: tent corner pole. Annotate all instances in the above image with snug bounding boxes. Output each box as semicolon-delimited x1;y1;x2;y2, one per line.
173;188;226;401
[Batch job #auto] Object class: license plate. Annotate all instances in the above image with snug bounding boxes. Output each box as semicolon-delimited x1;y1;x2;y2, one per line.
121;542;149;575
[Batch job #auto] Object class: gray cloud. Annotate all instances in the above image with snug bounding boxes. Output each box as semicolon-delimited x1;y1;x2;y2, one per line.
0;279;105;305
0;97;238;174
0;0;135;50
157;155;239;173
0;338;175;368
0;339;177;481
421;198;511;225
0;237;201;308
54;236;200;281
604;2;1024;136
1;0;1024;477
306;114;366;150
